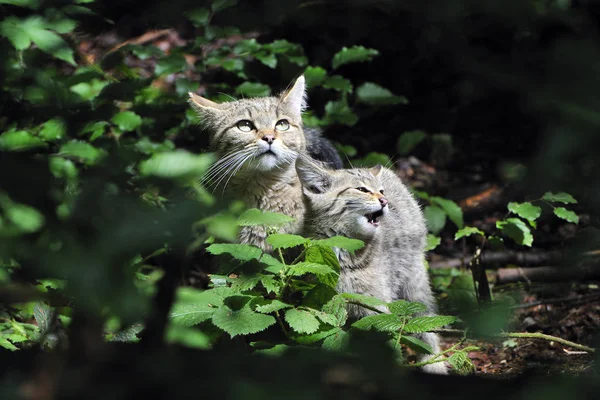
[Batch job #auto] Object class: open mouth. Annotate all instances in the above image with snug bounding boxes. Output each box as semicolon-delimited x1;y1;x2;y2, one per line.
365;209;384;227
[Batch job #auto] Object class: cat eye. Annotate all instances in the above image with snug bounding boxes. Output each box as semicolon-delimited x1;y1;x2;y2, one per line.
275;119;290;131
236;120;255;132
356;187;370;193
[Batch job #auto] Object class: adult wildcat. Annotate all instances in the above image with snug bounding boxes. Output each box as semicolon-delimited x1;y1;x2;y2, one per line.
296;159;447;374
188;76;341;250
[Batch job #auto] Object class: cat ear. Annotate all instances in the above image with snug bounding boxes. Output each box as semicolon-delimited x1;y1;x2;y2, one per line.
369;164;384;177
280;75;307;115
296;157;333;195
188;92;227;114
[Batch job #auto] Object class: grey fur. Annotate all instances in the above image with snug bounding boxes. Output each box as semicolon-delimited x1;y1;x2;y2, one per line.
304;127;343;169
296;159;447;374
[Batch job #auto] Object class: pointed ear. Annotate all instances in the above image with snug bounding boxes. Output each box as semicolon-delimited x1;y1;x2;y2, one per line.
369;164;383;178
280;75;307;115
296;157;333;195
188;92;227;114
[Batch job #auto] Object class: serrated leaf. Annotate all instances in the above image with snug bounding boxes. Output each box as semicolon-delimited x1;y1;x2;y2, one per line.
169;288;225;327
447;351;475;375
322;295;348;326
111;111;142;132
312;236;365;252
255;300;292;314
292;327;339;345
321;328;348;351
237;208;294;227
259;275;279;294
425;234;441;251
341;293;387;310
507;202;542;222
284;308;320;334
306;309;339;326
397;130;427;155
288;262;337;277
431;197;464;229
155;53;187;75
424;205;446;234
260;253;284;274
400;335;433;354
352;314;404;332
58;141;106;165
554;207;579;224
212;303;276;337
265;233;308;249
39;118;66;141
323;75;353;93
332;45;379;69
356;82;407;105
235;82;271;97
26;21;76;65
33;303;53;334
388;300;427;316
542;192;577;204
304;66;327;87
139;151;215;179
206;243;263;262
305;245;340;272
454;227;485;241
0;17;31;50
232;274;262;291
496;218;533;247
0;130;47;151
403;315;456;334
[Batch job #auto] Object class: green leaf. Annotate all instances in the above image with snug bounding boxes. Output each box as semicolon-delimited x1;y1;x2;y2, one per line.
341;293;387;312
235;82;271;97
454;227;485;241
206;243;263;262
288;262;337;277
0;130;46;151
430;197;464;229
447;351;475;375
397;130;427;155
165;325;210;349
424;205;446;234
323;75;353;93
155;53;187;75
507;202;542;223
306;309;339;326
188;8;210;26
400;335;433;355
169;288;227;327
388;300;427;316
304;66;327;87
291;327;338;345
25;19;76;65
356;82;407;105
58;141;105;165
403;316;456;334
39;118;66;141
0;338;19;351
332;45;379;69
212;0;237;13
305;245;340;273
265;233;308;250
321;328;349;351
70;79;108;101
352;314;403;332
236;208;294;228
254;300;292;314
312;236;365;252
139;151;215;180
125;44;164;60
255;52;277;68
496;218;533;247
0;0;40;8
542;192;577;204
0;17;31;50
3;202;45;234
424;234;441;251
285;308;320;334
554;207;579;224
324;99;358;126
212;304;276;337
322;295;348;327
111;111;142;132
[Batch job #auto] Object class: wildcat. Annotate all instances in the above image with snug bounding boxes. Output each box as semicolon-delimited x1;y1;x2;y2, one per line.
188;76;341;251
296;159;447;374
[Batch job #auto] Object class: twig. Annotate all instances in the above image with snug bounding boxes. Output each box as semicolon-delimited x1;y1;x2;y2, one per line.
501;332;595;353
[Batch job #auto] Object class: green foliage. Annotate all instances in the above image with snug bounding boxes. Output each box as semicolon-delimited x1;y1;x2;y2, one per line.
356;82;408;105
331;46;379;69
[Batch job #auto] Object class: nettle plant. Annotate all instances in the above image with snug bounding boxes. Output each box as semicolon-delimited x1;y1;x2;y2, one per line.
166;209;475;374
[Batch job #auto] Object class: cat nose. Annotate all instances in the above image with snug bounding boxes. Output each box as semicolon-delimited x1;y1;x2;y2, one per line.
379;197;388;207
262;134;275;145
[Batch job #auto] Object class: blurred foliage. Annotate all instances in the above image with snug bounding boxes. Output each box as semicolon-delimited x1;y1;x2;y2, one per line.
0;0;599;397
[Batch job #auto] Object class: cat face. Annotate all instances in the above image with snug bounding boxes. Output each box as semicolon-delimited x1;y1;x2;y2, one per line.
297;161;389;240
189;76;307;179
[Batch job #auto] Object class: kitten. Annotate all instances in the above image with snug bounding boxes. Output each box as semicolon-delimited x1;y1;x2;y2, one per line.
296;159;447;374
188;76;341;250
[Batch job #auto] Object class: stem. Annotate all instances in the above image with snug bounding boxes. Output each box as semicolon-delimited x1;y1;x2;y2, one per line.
502;332;595;353
345;301;385;315
275;310;289;337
